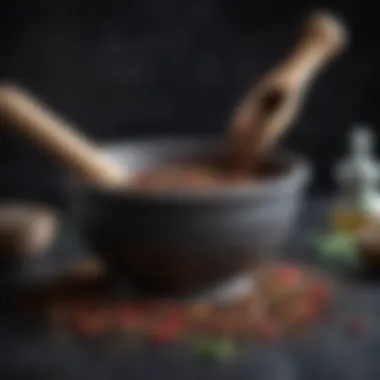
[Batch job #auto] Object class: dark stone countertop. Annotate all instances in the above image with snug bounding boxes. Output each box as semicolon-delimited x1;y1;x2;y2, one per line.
0;198;380;380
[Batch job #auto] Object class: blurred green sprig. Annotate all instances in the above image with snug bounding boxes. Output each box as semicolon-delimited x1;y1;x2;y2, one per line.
314;232;359;266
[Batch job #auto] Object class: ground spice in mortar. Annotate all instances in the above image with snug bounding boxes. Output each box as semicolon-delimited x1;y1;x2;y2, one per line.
128;166;253;190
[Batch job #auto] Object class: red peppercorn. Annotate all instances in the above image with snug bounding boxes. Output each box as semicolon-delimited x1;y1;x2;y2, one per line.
309;283;330;305
153;330;176;344
73;310;106;337
276;264;301;288
146;306;184;340
117;305;143;331
165;308;184;323
296;305;320;326
153;319;184;343
256;321;278;342
118;307;139;323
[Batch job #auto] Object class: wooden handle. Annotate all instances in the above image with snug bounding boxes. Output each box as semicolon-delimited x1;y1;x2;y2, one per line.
273;10;348;87
0;85;125;187
229;11;348;175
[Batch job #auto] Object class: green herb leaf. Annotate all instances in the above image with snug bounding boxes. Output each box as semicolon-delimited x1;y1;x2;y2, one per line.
314;232;359;266
193;338;234;360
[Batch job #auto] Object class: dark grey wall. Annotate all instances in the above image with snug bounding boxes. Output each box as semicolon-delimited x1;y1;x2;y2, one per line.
0;0;379;205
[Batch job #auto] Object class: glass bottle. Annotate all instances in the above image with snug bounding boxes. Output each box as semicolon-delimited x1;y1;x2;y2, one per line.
332;126;380;234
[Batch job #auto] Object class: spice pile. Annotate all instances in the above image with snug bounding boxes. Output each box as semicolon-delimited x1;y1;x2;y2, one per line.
47;263;336;358
129;166;251;190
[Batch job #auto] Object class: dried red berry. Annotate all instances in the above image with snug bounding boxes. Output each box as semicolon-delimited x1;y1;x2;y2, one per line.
116;305;145;332
117;307;139;323
276;264;301;288
153;330;176;343
309;283;330;305
296;306;320;326
256;321;278;342
153;320;184;343
165;308;184;323
73;311;106;337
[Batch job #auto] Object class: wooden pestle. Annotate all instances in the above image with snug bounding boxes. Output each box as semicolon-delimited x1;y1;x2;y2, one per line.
228;11;349;176
0;85;125;187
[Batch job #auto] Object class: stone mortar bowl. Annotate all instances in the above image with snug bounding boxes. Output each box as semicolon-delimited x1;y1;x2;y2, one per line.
69;138;311;296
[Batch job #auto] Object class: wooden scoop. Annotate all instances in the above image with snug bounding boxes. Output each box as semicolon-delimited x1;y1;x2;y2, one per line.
228;11;349;176
0;85;125;187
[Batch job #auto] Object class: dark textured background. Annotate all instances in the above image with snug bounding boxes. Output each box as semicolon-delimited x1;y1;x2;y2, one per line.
0;0;379;204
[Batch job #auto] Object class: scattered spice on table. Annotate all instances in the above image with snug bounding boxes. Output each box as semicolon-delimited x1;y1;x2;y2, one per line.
72;306;109;337
117;306;145;333
152;310;186;344
46;262;336;353
309;282;330;304
255;320;278;342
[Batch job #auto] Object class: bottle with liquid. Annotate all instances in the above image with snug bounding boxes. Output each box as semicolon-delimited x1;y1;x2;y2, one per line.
332;126;380;233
